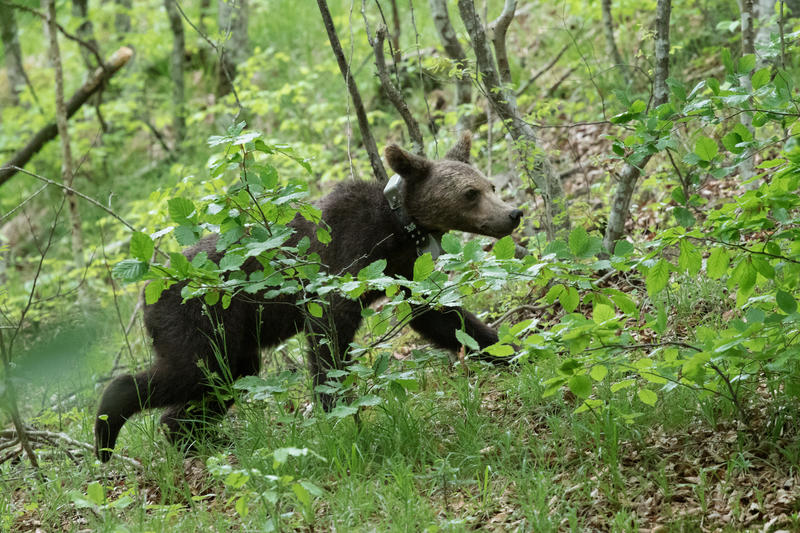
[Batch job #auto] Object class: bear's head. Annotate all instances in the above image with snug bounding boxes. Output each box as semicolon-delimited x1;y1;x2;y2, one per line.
384;133;523;238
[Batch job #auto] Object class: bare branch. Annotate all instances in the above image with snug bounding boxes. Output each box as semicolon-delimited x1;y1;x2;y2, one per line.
488;0;516;85
374;26;425;156
316;0;388;182
516;41;570;96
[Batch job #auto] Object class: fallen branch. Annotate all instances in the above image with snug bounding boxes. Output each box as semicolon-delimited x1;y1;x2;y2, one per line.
0;427;142;469
0;46;133;186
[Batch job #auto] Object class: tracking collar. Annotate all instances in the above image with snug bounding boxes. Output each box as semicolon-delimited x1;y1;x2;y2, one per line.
383;174;443;259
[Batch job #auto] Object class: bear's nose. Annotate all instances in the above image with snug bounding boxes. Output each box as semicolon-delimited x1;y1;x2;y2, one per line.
509;209;523;226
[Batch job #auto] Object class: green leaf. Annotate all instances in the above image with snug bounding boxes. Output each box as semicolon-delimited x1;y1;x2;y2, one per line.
455;329;480;351
593;304;616;324
568;374;592;399
678;239;702;276
86;482;105;506
637;389;658;407
167;197;195;223
722;131;744;153
751;255;774;279
721;48;734;74
568;227;590;257
589;365;608;382
673;207;696;228
130;232;154;262
358;259;387;281
112;259;148;282
316;227;332;244
613;239;634;257
751;67;771;90
777;290;798;314
629;99;646;113
307;302;323;318
493;235;515;260
219;252;245;271
707;247;729;279
646;259;670;297
610;292;638;316
144;279;165;305
694;136;718;162
328;405;358;419
738;54;756;73
484;343;515;357
440;233;461;254
559;286;580;313
413;253;434;281
611;379;635;392
174;225;199;246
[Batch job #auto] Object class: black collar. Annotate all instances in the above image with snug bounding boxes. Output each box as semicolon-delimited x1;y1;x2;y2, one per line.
383;174;443;259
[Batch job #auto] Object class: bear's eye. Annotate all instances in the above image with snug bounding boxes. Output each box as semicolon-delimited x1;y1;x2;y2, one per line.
465;189;480;201
491;185;496;193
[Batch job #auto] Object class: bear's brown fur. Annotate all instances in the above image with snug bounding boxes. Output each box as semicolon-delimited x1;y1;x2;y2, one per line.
94;133;522;462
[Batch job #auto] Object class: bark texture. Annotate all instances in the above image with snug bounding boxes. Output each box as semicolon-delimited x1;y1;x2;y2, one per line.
602;0;671;252
457;0;567;239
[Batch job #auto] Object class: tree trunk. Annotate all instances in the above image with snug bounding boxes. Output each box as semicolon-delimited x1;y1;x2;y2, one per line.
457;0;568;240
600;0;632;85
739;0;757;185
602;0;671;252
0;3;26;105
164;0;186;144
428;0;472;132
71;0;100;70
316;0;388;182
46;0;86;293
217;0;249;97
755;0;777;50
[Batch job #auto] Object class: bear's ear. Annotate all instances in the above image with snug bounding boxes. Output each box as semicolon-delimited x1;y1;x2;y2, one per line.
444;131;472;163
385;144;432;182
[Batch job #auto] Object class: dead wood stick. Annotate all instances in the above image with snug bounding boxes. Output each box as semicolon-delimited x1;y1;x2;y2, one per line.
0;46;133;186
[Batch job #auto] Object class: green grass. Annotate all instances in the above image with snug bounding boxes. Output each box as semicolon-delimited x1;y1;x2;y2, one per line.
3;335;799;531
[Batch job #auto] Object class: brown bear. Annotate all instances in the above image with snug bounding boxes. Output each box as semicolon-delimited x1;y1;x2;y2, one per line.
94;133;522;462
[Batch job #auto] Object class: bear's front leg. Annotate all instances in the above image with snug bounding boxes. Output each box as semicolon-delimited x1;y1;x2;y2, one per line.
408;305;511;364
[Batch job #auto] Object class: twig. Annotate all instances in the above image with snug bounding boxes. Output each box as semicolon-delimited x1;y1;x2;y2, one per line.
490;303;549;328
172;0;243;116
373;25;425;156
516;42;570;96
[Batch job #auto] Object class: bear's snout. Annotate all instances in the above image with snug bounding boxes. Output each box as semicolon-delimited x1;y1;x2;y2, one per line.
509;209;523;226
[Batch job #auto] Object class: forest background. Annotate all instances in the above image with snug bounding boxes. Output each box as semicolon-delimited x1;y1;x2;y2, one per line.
1;0;800;530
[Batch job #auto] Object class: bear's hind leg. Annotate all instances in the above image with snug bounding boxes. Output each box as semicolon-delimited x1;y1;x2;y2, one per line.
94;363;204;462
